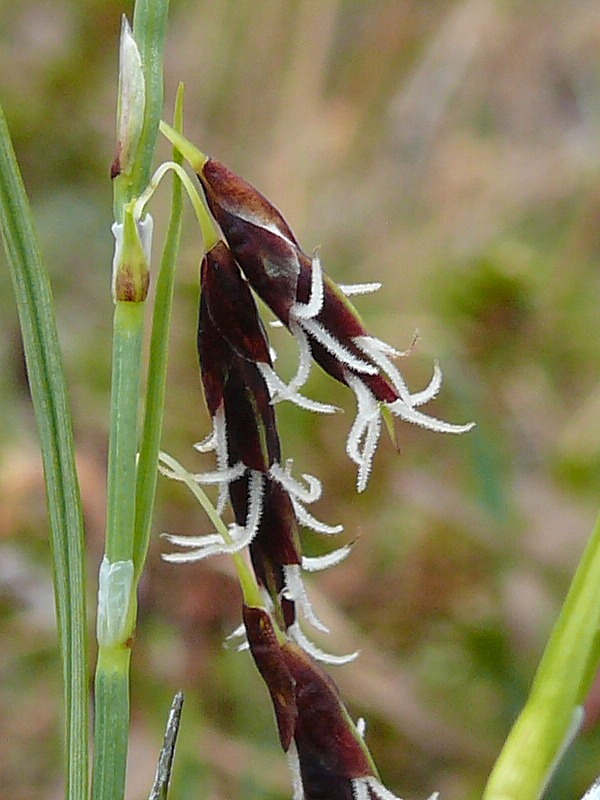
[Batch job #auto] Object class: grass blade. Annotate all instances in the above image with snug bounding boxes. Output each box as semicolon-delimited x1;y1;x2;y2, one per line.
0;101;88;800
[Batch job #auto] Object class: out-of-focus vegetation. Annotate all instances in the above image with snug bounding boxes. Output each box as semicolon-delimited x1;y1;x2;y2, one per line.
2;1;600;798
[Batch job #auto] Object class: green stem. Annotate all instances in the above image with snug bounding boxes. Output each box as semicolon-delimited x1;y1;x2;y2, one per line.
93;3;170;795
482;509;600;800
93;647;133;800
106;302;145;563
0;102;89;800
135;159;219;252
92;302;144;800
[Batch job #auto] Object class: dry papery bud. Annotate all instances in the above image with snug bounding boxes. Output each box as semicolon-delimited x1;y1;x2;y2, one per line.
196;160;474;491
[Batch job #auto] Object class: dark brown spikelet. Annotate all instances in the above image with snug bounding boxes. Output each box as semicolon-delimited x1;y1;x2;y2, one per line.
245;605;378;800
201;241;272;365
197;285;232;415
198;160;303;323
197;242;281;471
222;356;280;471
250;478;301;630
282;642;374;785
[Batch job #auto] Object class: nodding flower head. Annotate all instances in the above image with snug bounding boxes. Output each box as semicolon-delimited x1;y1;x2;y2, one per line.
244;606;435;800
196;160;474;491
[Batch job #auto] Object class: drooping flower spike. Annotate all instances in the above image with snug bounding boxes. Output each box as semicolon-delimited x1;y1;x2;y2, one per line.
190;157;474;491
244;605;438;800
152;125;461;798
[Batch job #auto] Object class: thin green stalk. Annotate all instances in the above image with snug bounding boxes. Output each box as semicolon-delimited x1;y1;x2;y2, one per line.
158;453;266;613
92;301;145;800
93;646;133;800
0;102;88;800
133;84;184;581
157;122;221;251
92;3;170;799
482;508;600;800
106;301;146;564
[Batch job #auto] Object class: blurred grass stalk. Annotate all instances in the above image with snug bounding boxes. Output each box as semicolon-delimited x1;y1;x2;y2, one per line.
483;509;600;800
92;2;176;800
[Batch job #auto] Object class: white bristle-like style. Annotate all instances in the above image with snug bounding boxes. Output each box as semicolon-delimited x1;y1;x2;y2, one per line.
338;282;382;296
286;744;305;800
302;544;351;572
288;621;359;666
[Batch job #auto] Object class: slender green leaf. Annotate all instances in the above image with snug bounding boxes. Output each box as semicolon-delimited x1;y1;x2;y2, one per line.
132;0;169;184
0;102;88;800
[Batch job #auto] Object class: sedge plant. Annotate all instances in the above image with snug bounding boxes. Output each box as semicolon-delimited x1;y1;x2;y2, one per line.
3;1;600;799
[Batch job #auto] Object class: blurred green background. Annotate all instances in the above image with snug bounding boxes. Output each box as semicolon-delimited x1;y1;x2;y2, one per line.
2;1;600;798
